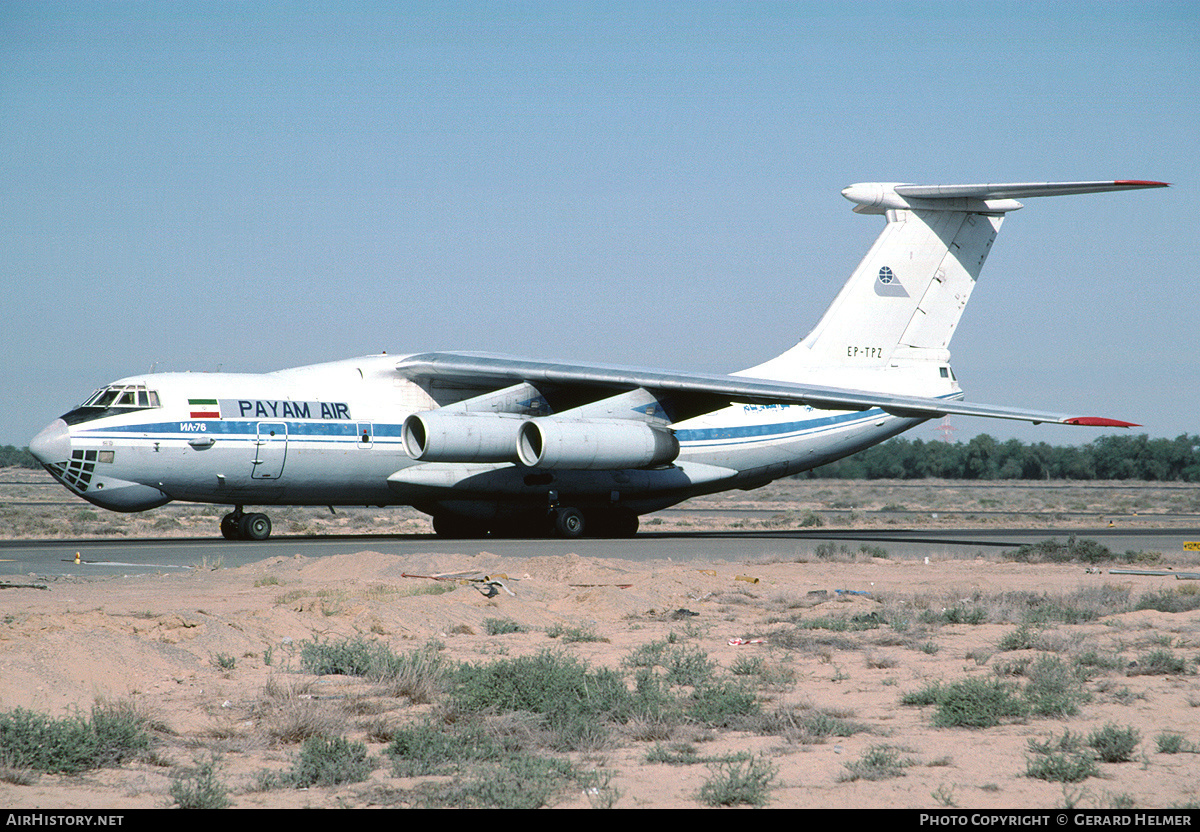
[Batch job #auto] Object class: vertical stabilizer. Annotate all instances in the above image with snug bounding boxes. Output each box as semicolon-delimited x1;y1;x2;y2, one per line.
743;180;1167;382
794;206;1002;368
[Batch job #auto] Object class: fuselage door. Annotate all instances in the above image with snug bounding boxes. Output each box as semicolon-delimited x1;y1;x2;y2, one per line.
252;421;288;479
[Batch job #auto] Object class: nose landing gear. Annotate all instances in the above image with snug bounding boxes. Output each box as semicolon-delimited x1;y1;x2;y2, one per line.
220;507;273;541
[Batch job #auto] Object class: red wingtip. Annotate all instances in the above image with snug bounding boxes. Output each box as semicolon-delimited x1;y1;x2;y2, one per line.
1064;417;1141;428
1114;180;1170;188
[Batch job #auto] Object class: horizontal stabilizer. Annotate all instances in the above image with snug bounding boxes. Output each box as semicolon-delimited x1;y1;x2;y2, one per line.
894;180;1169;200
843;180;1168;214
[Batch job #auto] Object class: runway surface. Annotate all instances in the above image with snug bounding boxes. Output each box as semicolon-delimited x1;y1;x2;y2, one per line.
2;527;1197;579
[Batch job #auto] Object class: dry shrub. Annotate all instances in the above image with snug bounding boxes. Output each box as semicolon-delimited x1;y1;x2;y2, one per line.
252;678;340;744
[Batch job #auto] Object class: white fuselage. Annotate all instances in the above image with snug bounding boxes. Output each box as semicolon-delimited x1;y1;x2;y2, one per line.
33;353;945;518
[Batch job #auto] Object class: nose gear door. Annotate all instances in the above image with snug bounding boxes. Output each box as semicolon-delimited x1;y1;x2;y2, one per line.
252;422;288;479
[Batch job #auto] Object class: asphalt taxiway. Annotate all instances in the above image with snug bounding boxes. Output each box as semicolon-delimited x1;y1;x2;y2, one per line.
1;527;1197;579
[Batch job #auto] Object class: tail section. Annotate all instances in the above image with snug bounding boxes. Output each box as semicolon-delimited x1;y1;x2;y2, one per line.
797;201;1003;368
745;180;1167;382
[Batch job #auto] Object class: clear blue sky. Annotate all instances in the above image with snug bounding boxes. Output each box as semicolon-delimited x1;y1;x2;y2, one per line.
3;2;1197;447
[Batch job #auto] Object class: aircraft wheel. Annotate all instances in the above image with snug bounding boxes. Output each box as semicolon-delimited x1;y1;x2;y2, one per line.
220;513;241;540
240;512;272;541
554;507;585;539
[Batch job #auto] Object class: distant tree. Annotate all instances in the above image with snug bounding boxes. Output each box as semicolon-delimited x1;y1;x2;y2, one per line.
962;435;999;480
801;433;1200;482
0;446;39;469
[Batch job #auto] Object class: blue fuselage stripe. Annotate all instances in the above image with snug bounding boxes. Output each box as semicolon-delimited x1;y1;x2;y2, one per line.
79;407;889;448
674;408;883;444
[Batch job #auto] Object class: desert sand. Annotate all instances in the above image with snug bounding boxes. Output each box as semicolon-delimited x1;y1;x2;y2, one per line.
2;547;1200;809
1;477;1199;809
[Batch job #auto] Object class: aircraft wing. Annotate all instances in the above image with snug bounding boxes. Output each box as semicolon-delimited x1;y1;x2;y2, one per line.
395;352;1138;427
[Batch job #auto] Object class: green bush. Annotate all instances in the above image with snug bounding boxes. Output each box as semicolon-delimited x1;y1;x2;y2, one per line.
545;622;604;642
798;511;824;528
286;735;372;788
998;624;1041;651
483;618;522;635
1025;730;1099;782
687;680;759;728
662;645;716;687
1001;536;1160;568
169;756;231;809
840;744;912;781
411;753;580;809
301;637;447;702
1024;655;1089;717
699;756;778;807
900;682;943;708
1129;649;1190;676
300;636;400;677
386;721;501;777
1028;729;1085;756
1155;732;1193;754
1075;650;1123;673
928;677;1028;728
1136;589;1200;614
784;707;867;743
1088;723;1141;763
0;701;151;774
385;719;592;808
917;603;983;626
451;651;632;750
1026;751;1098;783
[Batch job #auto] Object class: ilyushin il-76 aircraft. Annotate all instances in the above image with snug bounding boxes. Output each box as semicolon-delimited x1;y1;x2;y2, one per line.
30;179;1167;540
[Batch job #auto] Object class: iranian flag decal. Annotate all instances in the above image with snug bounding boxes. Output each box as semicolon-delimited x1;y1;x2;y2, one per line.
188;399;221;419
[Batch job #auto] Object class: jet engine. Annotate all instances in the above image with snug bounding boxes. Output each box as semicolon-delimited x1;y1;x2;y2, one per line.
402;411;524;463
516;418;679;470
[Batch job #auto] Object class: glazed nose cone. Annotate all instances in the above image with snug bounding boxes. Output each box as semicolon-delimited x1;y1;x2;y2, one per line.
29;419;71;465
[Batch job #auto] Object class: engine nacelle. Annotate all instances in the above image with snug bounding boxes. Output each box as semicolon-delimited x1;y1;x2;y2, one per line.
517;418;679;470
402;411;524;463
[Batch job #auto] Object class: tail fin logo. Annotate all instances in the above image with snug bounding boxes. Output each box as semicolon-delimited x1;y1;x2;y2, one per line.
874;266;909;297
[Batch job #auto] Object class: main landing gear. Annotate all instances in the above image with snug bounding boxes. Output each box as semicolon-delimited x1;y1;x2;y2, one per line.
549;498;639;539
546;505;641;539
430;505;638;540
220;506;273;541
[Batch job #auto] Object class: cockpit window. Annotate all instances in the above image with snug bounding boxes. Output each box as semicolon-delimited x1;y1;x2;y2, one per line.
86;389;117;408
62;385;163;425
81;385;161;410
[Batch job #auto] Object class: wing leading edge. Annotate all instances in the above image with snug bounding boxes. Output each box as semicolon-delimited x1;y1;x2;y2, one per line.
395;352;1138;428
